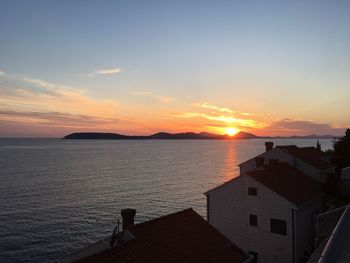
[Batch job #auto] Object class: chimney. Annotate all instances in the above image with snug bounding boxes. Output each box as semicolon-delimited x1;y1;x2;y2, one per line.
121;209;136;231
265;142;274;152
255;157;264;168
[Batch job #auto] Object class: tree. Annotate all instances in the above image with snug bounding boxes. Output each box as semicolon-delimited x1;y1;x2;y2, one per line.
331;129;350;171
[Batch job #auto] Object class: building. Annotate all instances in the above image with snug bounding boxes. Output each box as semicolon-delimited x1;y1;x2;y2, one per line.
240;142;334;183
62;208;250;263
205;142;331;263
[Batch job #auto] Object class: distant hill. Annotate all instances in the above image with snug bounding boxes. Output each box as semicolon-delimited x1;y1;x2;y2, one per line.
63;132;336;140
270;134;335;139
64;131;258;140
149;132;204;139
232;131;258;139
286;134;335;139
63;132;146;140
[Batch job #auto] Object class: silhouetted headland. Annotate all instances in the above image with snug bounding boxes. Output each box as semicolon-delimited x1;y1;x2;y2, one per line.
63;132;335;140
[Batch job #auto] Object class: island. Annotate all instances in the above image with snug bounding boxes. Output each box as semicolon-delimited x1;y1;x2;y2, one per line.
63;132;334;140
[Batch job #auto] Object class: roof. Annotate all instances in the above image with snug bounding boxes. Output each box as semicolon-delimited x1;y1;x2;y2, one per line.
247;163;323;206
74;209;249;263
276;145;333;170
204;175;242;195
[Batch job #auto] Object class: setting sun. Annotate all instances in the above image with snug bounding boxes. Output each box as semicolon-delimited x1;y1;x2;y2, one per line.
226;127;239;136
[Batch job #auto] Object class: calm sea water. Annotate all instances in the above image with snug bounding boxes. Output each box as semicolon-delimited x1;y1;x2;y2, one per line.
0;138;332;262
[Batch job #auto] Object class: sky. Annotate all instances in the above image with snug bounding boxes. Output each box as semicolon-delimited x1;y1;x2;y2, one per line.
0;0;349;137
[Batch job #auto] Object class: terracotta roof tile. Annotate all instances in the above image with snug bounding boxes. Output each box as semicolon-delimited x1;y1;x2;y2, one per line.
247;163;323;206
75;209;248;263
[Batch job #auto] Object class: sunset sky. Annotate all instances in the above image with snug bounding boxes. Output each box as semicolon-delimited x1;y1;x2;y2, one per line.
0;0;349;137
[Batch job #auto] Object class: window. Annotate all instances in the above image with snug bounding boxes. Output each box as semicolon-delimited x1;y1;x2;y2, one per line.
270;218;287;235
248;251;258;263
248;187;257;196
249;214;258;226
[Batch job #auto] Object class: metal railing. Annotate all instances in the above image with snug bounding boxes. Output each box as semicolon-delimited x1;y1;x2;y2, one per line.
318;205;350;263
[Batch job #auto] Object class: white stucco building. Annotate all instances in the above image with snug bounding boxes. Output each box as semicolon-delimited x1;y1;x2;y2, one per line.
205;142;333;263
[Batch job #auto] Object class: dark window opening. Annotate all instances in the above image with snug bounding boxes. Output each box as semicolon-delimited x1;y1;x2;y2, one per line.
248;251;258;263
248;187;257;196
249;214;258;226
270;218;287;235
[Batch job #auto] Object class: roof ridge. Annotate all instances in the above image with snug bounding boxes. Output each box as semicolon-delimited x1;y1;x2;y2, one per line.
132;208;194;229
204;175;242;195
250;162;320;183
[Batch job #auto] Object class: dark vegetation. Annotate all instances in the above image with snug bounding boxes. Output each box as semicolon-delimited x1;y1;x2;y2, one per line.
331;129;350;171
324;129;350;203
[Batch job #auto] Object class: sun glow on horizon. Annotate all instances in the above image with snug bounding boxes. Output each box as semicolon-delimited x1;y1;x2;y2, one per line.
226;127;239;136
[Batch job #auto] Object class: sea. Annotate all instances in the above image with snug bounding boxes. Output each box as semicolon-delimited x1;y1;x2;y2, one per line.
0;138;333;263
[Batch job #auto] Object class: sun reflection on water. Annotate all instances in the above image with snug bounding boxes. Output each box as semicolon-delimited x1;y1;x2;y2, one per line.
221;142;240;183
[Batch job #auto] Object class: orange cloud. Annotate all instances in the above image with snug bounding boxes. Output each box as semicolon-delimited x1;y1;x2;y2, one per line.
259;119;346;136
0;73;183;136
1;77;119;118
191;102;234;113
170;101;275;135
0;73;346;137
0;74;135;136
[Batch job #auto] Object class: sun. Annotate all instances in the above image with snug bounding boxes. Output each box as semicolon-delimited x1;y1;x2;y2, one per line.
226;127;239;136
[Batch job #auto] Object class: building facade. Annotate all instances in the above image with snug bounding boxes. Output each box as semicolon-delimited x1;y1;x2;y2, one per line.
206;143;330;263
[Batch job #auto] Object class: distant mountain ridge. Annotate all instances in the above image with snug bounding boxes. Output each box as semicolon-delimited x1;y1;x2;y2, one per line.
63;131;257;140
63;132;335;140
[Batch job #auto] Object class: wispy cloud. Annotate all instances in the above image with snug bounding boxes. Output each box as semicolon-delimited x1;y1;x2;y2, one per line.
96;67;122;75
177;112;262;129
192;102;234;114
0;110;123;127
132;91;175;103
185;101;347;135
0;77;117;115
191;101;261;118
262;119;346;136
88;67;122;77
175;101;270;133
0;73;131;136
22;76;76;92
1;71;346;137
